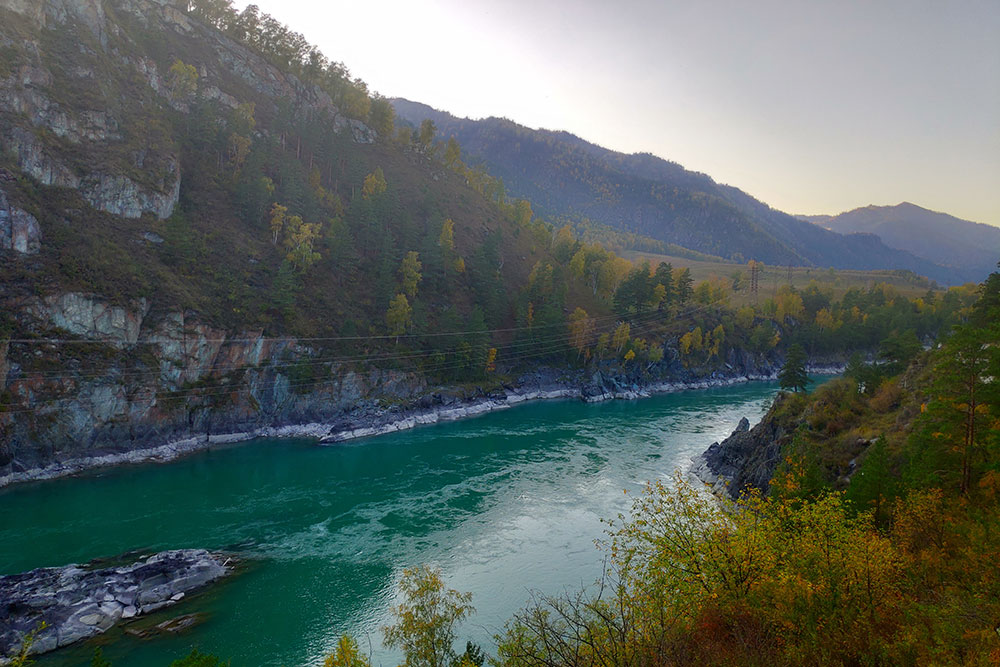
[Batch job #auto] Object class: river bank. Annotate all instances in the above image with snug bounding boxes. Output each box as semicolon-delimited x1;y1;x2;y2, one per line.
0;381;785;666
0;362;843;490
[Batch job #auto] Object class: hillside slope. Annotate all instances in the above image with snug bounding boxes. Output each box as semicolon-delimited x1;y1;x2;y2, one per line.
0;0;595;474
392;99;964;285
810;202;1000;281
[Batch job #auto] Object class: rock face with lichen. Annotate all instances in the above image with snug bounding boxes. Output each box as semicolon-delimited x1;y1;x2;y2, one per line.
0;549;232;659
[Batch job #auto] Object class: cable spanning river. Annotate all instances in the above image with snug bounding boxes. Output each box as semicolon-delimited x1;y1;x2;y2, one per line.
0;382;781;666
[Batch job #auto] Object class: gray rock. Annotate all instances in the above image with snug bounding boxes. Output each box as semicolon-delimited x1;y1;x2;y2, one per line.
0;187;42;255
697;402;791;500
28;293;149;345
0;549;233;659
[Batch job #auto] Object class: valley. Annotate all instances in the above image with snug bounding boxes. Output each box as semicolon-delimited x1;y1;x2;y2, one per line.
0;0;997;664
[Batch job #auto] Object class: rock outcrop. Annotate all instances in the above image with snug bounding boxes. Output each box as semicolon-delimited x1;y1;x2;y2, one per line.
0;187;41;255
0;294;792;486
28;293;150;346
0;549;233;659
1;0;372;226
2;128;181;220
692;400;791;499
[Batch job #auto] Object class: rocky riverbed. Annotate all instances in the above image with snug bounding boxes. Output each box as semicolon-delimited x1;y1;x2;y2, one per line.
0;549;233;661
0;365;781;488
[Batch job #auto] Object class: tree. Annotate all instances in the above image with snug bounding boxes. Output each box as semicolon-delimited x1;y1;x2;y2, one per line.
779;343;810;392
227;132;251;173
438;220;460;274
679;326;703;361
324;635;371;667
418;119;436;150
368;95;395;139
675;267;694;304
167;59;198;102
774;286;805;323
611;321;630;353
438;219;455;255
443;137;461;169
613;265;652;316
568;307;594;358
386;293;412;338
708;324;725;358
284;216;323;272
512;200;532;227
382;565;474;667
918;324;997;494
846;436;893;525
362;167;387;199
654;262;674;307
399;251;423;299
878;329;921;375
269;202;287;244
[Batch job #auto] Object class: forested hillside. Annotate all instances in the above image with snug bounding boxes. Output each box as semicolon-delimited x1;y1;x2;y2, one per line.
391;99;966;285
0;0;981;479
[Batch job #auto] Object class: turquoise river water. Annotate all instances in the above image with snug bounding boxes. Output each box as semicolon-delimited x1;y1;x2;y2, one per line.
0;382;782;666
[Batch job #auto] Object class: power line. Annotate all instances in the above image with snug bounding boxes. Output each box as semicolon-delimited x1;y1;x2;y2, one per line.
0;299;729;416
0;301;656;346
2;308;670;382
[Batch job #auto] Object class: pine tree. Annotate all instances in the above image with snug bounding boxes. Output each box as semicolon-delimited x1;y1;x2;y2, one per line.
675;268;694;305
779;343;810;392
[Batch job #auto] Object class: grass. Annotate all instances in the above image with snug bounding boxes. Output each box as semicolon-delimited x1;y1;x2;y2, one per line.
621;250;938;305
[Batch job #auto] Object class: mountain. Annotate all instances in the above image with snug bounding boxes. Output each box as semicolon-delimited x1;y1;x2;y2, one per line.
806;203;1000;282
0;0;606;472
392;99;965;285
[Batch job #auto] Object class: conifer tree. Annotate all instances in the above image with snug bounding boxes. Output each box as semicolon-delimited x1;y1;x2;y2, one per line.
675;268;694;305
779;343;809;392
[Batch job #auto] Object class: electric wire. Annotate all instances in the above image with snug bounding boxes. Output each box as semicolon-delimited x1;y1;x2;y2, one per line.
0;299;732;416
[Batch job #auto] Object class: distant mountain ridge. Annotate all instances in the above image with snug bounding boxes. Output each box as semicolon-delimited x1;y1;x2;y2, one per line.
802;203;1000;281
392;99;968;285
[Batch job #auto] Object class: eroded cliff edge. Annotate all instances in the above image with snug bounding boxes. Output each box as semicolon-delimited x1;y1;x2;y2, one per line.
1;287;805;487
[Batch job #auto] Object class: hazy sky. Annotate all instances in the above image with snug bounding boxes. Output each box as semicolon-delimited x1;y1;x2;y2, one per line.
235;0;1000;226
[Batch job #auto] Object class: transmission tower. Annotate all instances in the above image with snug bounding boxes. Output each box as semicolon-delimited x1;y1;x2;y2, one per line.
749;260;760;303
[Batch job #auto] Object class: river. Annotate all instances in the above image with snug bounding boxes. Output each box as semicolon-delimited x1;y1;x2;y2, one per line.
0;381;781;666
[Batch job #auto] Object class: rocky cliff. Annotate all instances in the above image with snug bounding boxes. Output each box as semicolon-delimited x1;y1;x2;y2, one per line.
691;393;795;499
0;0;394;479
0;0;376;226
0;290;433;477
0;286;791;486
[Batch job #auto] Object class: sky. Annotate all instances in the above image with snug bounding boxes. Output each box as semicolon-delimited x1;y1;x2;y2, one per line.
234;0;1000;227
